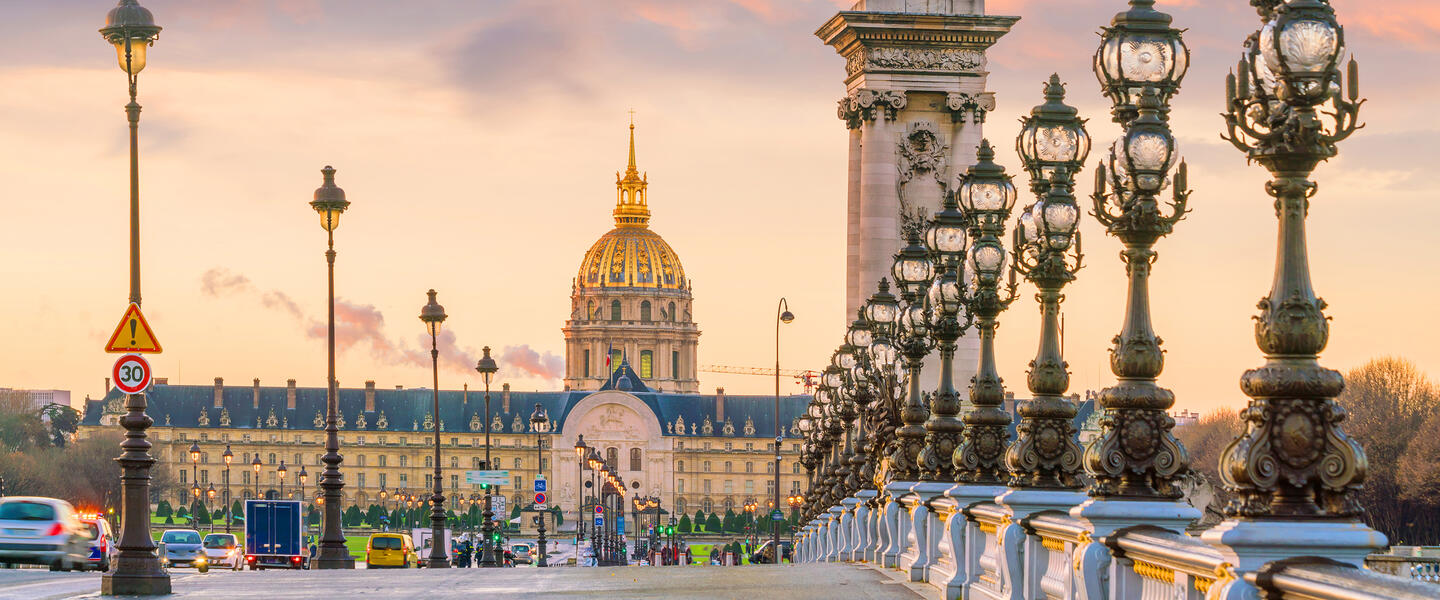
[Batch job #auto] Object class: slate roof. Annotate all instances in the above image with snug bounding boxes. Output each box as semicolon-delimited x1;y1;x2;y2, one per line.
81;382;812;439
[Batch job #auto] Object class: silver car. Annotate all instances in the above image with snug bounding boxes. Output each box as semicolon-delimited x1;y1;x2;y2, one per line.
0;497;91;571
160;529;205;568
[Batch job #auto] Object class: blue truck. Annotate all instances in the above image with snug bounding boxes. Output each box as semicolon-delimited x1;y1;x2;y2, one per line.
244;500;305;570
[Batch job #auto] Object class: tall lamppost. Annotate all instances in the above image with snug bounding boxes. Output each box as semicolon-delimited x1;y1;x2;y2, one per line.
475;346;500;567
864;281;911;480
419;290;452;568
98;2;166;593
1213;0;1367;525
951;141;1021;486
309;165;354;569
529;403;550;567
1005;75;1090;490
299;466;308;537
772;298;794;556
251;456;261;501
222;446;233;533
573;435;587;558
205;486;216;533
277;461;287;500
189;443;201;510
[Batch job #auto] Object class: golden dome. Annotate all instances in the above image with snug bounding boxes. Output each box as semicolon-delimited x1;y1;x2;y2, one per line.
577;123;688;291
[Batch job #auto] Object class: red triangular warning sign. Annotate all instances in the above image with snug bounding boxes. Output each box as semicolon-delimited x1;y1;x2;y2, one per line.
105;303;163;354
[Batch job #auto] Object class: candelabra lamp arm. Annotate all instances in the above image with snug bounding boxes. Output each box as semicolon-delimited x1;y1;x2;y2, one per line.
1089;164;1125;229
1163;161;1193;226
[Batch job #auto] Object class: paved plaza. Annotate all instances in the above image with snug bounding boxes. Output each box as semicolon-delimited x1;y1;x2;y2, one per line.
0;565;923;600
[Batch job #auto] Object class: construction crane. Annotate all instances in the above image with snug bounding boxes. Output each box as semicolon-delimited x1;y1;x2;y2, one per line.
699;365;819;393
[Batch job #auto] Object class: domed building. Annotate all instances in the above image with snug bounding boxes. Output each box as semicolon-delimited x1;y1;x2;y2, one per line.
564;124;701;393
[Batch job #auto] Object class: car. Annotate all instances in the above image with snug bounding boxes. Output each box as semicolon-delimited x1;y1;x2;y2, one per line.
160;529;207;570
202;533;243;570
509;543;533;565
365;533;417;568
748;540;793;565
0;497;91;571
79;514;116;572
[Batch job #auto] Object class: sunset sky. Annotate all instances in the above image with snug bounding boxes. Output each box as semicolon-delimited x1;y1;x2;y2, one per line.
0;0;1434;414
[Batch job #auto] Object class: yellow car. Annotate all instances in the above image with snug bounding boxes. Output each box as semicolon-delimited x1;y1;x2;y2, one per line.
365;533;417;568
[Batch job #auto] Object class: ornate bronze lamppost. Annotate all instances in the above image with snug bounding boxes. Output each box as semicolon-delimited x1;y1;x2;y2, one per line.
309;165;354;569
863;281;914;481
222;446;233;533
475;347;501;567
1083;0;1192;508
952;141;1021;485
1215;0;1366;521
98;1;167;594
529;403;550;567
419;290;452;568
773;298;794;555
915;202;964;482
1006;75;1090;490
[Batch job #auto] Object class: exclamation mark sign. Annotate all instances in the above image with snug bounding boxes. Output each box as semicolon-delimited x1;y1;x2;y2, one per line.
129;319;137;345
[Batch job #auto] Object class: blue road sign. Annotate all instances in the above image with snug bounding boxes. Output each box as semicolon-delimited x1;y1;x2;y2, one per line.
771;510;785;521
617;516;625;530
594;516;604;528
534;476;546;493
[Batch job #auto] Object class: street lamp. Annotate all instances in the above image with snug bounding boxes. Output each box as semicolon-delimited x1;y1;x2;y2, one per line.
309;165;354;569
1016;74;1091;195
953;141;1021;485
299;466;309;536
222;445;233;533
475;346;500;567
418;289;452;569
573;435;587;558
189;443;200;509
205;485;216;533
277;461;287;500
773;297;793;557
1093;0;1189;123
251;456;261;500
529;403;550;567
98;4;167;593
1215;0;1366;518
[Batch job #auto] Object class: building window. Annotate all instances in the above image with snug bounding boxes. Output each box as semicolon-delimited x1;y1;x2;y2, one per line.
611;349;622;373
703;461;711;473
425;474;433;488
641;301;652;322
722;497;734;511
725;442;732;451
672;351;680;378
242;472;250;486
702;497;713;513
379;455;387;467
294;453;302;466
399;456;407;467
379;473;387;489
724;461;732;473
357;473;365;488
723;481;733;494
451;475;459;490
746;462;754;473
450;456;458;468
610;300;622;322
268;453;276;465
639;351;653;378
766;480;775;495
425;456;433;468
792;463;801;474
513;476;522;489
677;461;684;473
514;457;523;470
200;471;208;484
584;349;591;378
677;480;685;493
630;448;642;471
703;480;712;493
669;302;676;322
747;443;755;451
201;453;209;464
472;457;482;468
791;481;801;494
357;455;366;467
607;447;618;467
745;480;754;495
399;474;408;486
677;498;687;514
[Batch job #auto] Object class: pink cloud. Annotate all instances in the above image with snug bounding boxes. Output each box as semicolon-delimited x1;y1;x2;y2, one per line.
1341;0;1440;50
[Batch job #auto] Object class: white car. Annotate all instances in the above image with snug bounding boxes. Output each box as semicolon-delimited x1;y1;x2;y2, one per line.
0;497;91;571
202;533;243;570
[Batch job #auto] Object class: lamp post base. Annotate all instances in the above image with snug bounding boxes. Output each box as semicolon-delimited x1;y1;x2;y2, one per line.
311;546;356;570
101;561;170;596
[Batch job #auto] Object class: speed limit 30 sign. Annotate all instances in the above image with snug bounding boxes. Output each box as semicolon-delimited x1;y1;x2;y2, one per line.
112;354;152;394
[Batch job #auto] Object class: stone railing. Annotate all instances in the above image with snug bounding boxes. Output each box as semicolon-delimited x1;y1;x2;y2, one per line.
794;485;1435;600
1364;554;1440;584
